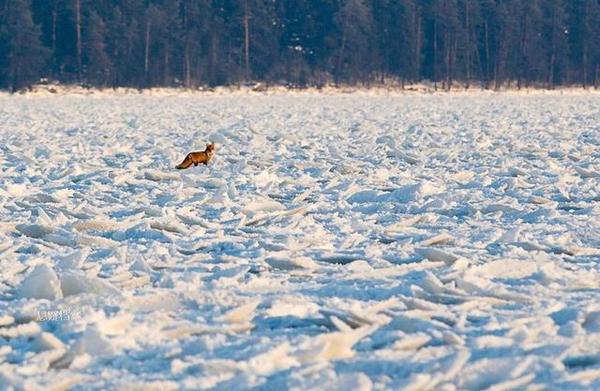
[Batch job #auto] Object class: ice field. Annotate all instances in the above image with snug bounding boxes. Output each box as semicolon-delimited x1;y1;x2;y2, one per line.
1;90;599;389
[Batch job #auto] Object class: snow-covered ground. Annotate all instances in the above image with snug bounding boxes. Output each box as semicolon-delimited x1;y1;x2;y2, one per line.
1;91;599;390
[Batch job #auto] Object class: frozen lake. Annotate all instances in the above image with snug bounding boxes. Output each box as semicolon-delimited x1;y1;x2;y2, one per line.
1;91;599;389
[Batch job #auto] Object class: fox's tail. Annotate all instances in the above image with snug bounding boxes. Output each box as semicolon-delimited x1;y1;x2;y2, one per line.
176;154;193;169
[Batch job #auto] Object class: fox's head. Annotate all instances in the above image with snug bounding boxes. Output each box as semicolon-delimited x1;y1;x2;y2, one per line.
205;143;216;154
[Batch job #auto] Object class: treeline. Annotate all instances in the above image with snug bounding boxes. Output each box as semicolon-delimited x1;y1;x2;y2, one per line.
1;0;599;91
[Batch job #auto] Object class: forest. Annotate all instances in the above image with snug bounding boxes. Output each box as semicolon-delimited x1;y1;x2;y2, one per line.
0;0;599;91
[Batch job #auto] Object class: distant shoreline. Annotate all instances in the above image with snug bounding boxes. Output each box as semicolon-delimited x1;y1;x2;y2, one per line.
2;83;599;97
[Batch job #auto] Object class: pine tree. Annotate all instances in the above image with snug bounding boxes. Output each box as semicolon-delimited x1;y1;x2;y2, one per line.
490;1;516;89
0;0;49;91
508;0;545;88
333;0;375;84
567;0;600;87
181;0;211;87
458;0;482;88
83;10;110;86
0;6;7;88
245;0;280;83
278;0;337;86
371;0;419;85
543;0;568;88
106;6;126;87
2;0;599;90
156;0;183;86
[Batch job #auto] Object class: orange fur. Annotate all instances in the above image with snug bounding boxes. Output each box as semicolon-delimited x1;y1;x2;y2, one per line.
176;143;216;169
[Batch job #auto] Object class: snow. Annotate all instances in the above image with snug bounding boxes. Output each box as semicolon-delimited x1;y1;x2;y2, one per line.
17;264;63;300
1;91;599;389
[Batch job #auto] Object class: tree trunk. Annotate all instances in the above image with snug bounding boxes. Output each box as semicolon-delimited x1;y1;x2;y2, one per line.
181;3;189;87
111;36;118;88
414;6;422;81
144;18;151;84
450;35;457;90
444;30;450;90
164;47;169;85
433;20;437;91
494;49;500;90
209;31;218;85
548;53;556;89
518;12;527;90
548;9;556;88
52;2;57;75
11;58;20;92
336;11;349;84
582;48;588;88
75;0;82;82
473;24;484;89
184;48;190;87
582;1;589;88
243;0;250;82
465;0;470;89
484;21;490;89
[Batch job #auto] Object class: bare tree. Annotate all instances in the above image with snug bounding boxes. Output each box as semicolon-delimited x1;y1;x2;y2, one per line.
74;0;81;82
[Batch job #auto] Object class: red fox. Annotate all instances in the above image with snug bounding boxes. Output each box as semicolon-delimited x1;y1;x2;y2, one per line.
176;143;216;169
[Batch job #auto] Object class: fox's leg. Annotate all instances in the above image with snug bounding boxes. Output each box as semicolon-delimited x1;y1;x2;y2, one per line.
194;162;198;166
